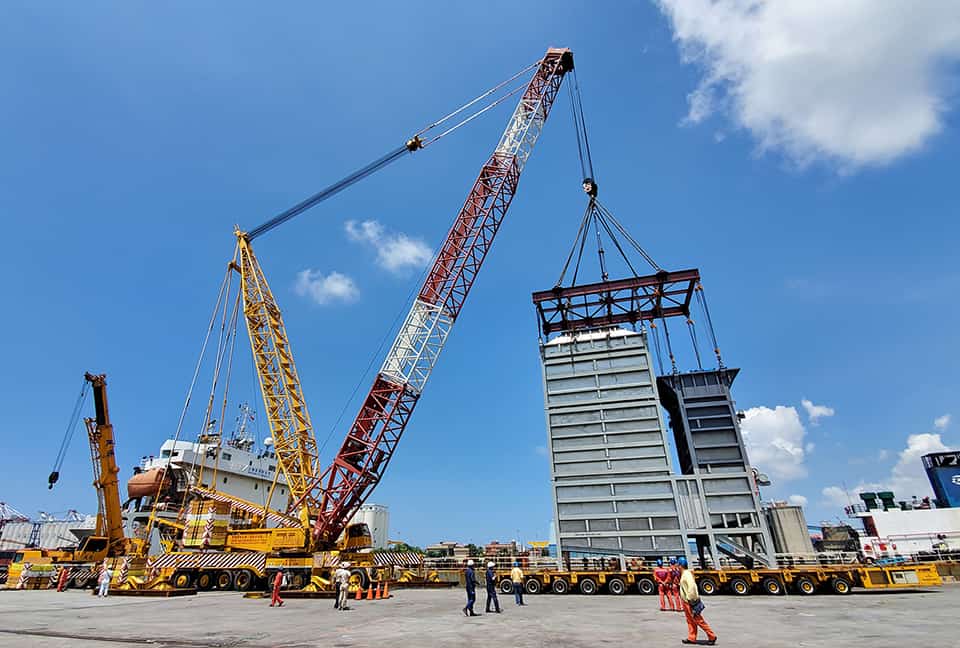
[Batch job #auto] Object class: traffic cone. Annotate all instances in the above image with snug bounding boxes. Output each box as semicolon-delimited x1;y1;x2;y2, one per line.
375;582;382;599
383;581;389;598
366;584;373;600
355;584;363;601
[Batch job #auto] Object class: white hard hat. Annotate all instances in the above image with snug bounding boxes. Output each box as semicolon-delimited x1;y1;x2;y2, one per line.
467;559;474;566
487;562;495;568
342;562;351;567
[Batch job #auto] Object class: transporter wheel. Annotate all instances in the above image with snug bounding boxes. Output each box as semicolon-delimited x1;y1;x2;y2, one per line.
172;570;193;589
831;577;852;595
761;577;784;595
607;578;627;595
234;570;254;592
579;578;598;595
524;578;542;595
637;577;656;595
551;578;569;594
196;572;215;591
794;576;816;596
499;578;514;595
698;577;718;596
728;577;750;596
73;573;92;589
216;571;234;590
350;568;370;591
288;571;307;590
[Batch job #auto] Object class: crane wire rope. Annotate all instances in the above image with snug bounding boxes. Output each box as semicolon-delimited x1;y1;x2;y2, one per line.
142;262;233;546
191;258;238;496
48;377;90;489
247;58;542;241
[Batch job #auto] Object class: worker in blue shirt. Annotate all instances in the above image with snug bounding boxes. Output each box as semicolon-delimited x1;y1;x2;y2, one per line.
463;559;479;617
485;562;502;613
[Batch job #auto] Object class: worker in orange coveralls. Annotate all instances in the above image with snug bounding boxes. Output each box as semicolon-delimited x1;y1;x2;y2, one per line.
269;569;286;607
653;559;670;611
56;566;70;592
668;557;682;611
678;557;716;645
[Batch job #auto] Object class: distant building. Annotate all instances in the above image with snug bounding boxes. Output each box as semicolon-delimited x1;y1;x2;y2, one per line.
0;516;96;551
425;541;470;561
484;540;518;556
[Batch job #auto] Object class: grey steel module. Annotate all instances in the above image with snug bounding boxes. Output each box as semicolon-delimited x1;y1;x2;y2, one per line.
541;327;684;558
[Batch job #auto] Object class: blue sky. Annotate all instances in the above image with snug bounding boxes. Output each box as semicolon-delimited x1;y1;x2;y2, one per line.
2;2;958;547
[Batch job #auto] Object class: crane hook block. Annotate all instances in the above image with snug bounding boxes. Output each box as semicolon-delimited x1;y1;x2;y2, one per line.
405;135;424;152
582;177;598;197
48;470;59;489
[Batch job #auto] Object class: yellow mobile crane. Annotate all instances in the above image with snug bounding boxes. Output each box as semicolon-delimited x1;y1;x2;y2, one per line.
7;373;144;589
148;48;574;592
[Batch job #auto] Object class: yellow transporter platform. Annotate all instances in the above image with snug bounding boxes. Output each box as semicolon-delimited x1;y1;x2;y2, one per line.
482;562;942;596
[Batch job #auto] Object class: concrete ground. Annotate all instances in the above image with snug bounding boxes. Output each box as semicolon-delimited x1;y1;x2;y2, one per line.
0;585;953;647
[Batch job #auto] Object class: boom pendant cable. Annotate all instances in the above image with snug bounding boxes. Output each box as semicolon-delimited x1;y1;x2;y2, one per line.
246;58;542;241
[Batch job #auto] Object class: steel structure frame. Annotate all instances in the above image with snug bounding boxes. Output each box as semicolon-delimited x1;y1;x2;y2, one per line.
235;234;319;521
532;268;700;338
309;47;574;544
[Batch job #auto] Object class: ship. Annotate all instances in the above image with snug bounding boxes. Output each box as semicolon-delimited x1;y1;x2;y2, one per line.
837;450;960;562
124;404;291;545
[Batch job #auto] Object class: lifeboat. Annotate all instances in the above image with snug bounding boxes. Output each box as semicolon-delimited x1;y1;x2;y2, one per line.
127;467;171;499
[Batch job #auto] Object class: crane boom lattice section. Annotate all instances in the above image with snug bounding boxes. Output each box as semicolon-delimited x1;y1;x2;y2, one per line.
236;235;319;516
311;48;574;544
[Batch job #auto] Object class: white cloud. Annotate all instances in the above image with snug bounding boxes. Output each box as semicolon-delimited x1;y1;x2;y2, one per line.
823;432;955;509
655;1;960;168
878;449;890;461
345;219;432;274
788;494;808;507
293;269;358;305
801;399;835;425
822;485;852;508
934;414;951;430
888;433;952;498
740;405;808;481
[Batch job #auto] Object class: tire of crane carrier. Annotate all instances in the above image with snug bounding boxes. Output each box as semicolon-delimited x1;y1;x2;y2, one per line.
73;573;92;590
499;578;514;595
697;577;718;596
233;569;254;592
524;578;542;595
607;577;627;596
728;577;751;596
830;576;852;595
636;577;656;595
288;571;307;590
761;577;784;595
216;571;234;591
579;577;598;595
172;570;193;589
551;578;569;595
350;568;370;592
794;576;816;596
196;571;215;591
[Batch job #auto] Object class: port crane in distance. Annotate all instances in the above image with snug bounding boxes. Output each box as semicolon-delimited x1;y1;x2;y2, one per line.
152;47;574;591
